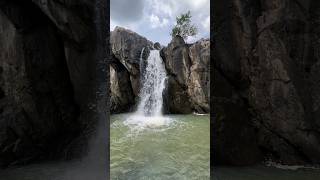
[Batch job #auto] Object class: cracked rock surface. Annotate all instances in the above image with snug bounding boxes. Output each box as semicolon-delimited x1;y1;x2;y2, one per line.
213;0;320;165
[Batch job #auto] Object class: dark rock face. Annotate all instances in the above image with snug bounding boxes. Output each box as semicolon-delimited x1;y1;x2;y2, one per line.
213;0;320;165
161;36;210;114
110;26;153;97
161;36;193;113
110;55;135;113
212;74;263;165
188;40;210;113
109;27;153;113
163;77;193;114
154;42;161;50
0;0;106;167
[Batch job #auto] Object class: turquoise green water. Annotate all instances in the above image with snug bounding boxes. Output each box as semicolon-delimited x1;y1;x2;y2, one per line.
110;113;210;180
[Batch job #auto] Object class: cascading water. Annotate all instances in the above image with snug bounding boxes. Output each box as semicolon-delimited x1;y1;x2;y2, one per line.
139;47;145;83
125;48;168;128
137;50;166;116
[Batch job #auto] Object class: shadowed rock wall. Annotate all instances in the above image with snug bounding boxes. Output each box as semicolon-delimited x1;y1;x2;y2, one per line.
0;0;107;167
213;0;320;165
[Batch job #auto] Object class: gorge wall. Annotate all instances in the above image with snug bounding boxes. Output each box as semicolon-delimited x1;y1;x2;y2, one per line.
213;0;320;166
110;27;210;114
0;0;108;167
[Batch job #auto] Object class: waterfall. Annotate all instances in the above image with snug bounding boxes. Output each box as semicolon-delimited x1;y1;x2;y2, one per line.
125;48;168;128
136;50;167;116
139;47;145;84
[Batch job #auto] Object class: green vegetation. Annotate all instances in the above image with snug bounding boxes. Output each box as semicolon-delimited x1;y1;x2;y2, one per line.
171;11;198;40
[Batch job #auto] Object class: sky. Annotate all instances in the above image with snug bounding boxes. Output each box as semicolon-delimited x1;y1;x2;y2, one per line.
110;0;210;45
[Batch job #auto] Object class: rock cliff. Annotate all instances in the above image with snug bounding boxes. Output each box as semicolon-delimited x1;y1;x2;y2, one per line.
213;0;320;166
0;0;108;167
161;36;210;113
110;27;210;114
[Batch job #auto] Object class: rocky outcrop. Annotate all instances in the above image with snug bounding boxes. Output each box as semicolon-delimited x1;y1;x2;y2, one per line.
110;55;134;113
110;28;210;114
161;36;210;113
154;42;161;50
0;0;107;167
213;0;320;165
110;26;153;97
161;36;193;113
109;27;154;113
188;40;210;113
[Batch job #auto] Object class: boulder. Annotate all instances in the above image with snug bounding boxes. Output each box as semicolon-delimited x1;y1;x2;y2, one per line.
154;42;161;50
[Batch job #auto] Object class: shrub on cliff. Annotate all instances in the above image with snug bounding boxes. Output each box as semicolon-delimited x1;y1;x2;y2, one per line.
170;11;197;40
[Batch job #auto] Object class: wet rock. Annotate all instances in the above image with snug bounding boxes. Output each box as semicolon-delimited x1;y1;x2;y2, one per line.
161;36;193;113
163;77;193;114
110;55;135;113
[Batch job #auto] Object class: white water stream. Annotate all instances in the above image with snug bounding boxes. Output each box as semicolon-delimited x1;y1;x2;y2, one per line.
125;49;168;128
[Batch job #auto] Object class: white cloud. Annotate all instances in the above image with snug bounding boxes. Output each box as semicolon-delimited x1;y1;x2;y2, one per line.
110;0;144;22
186;0;208;10
110;19;116;31
110;0;209;44
148;0;176;17
202;16;210;31
150;14;169;28
110;18;141;32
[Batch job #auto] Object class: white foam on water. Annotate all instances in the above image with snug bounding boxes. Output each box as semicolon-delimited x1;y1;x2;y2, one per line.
124;115;171;129
265;160;320;171
193;112;209;116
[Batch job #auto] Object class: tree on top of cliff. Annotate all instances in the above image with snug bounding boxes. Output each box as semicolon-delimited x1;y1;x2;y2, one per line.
170;11;198;40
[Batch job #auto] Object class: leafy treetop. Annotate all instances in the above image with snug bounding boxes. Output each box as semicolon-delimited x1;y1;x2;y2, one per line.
170;11;198;40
